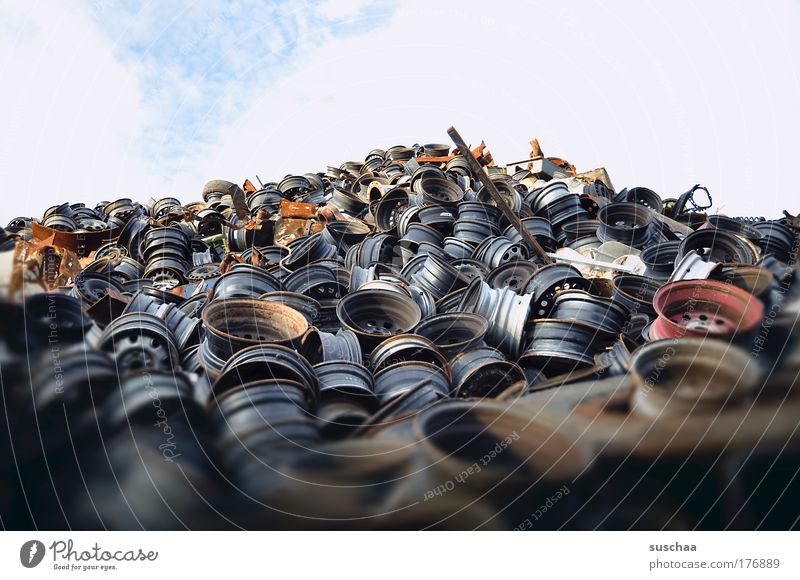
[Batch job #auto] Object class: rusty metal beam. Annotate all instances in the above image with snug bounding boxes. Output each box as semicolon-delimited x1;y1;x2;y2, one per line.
446;126;553;264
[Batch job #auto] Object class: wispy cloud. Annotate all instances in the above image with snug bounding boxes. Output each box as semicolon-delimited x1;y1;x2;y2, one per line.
87;0;398;174
0;0;398;218
0;0;150;218
180;0;800;219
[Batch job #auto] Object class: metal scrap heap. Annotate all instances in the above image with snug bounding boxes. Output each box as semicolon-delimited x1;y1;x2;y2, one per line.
1;130;799;530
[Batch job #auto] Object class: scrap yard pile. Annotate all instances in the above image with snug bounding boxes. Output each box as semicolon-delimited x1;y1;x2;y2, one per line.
1;130;799;530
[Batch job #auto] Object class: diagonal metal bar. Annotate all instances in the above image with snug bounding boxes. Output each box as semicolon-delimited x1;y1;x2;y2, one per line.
446;126;553;264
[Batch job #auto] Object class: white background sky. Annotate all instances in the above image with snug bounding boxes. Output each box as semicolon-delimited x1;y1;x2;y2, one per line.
1;0;798;221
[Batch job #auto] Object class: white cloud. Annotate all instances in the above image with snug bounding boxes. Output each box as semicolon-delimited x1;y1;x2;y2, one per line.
0;0;397;220
83;0;395;179
317;0;376;20
0;0;157;219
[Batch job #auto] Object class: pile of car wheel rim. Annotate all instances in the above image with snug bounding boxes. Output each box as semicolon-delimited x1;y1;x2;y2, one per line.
1;141;798;530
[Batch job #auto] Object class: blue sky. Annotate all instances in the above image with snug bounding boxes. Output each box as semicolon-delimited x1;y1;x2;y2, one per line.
86;0;398;174
1;0;799;219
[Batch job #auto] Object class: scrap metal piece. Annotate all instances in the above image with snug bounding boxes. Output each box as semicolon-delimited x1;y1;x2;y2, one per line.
457;278;533;358
650;279;765;340
336;288;422;352
630;338;762;418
